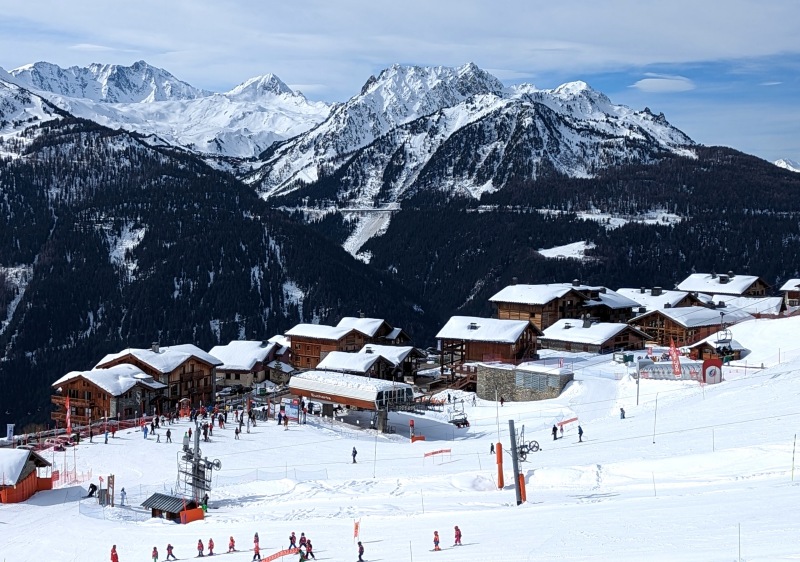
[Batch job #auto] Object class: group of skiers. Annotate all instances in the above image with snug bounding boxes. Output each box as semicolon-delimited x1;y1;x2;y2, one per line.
432;526;463;551
118;533;286;561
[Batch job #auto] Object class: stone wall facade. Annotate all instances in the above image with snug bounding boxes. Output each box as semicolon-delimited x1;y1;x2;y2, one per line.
476;364;573;402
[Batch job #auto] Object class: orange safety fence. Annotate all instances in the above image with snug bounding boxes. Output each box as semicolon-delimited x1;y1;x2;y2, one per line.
263;547;299;561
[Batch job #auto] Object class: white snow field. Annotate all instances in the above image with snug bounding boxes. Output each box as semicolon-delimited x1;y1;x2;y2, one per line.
3;351;800;561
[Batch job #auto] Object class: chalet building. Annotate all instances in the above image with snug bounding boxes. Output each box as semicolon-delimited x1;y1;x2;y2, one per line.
539;318;649;354
630;307;753;347
51;364;166;426
0;449;51;503
676;272;770;297
436;316;542;372
686;335;747;362
316;351;390;378
779;279;800;309
264;335;295;383
490;281;638;330
336;317;411;345
95;343;222;410
358;344;425;381
285;324;367;369
208;340;276;389
616;287;702;314
706;295;785;317
490;282;595;331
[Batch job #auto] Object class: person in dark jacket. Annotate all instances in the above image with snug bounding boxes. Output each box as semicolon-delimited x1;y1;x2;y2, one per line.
352;447;358;463
552;424;558;440
578;425;584;442
357;541;365;562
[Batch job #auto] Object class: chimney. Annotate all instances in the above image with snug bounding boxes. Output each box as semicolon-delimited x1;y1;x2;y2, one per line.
599;287;607;294
711;271;717;279
640;287;646;294
582;317;593;328
728;271;735;279
564;322;572;329
151;342;160;353
359;310;365;318
638;307;647;314
652;287;662;297
512;277;518;285
572;279;580;287
664;303;672;308
717;301;726;308
719;275;729;284
365;346;373;354
468;322;479;330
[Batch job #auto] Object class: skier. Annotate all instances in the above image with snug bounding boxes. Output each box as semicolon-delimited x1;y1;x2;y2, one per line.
110;545;119;562
120;487;127;506
433;530;441;551
228;536;236;552
254;532;259;549
143;425;148;439
578;425;584;443
305;539;316;559
298;532;307;549
252;542;261;561
490;443;495;455
166;543;177;560
298;549;308;562
284;416;289;430
357;541;365;562
620;407;626;419
208;537;215;555
151;546;158;562
560;425;564;438
454;525;462;546
552;424;558;441
352;447;358;463
197;539;205;557
166;428;172;443
289;531;297;549
500;396;505;407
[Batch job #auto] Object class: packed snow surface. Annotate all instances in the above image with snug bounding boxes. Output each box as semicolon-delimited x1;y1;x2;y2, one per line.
4;324;800;560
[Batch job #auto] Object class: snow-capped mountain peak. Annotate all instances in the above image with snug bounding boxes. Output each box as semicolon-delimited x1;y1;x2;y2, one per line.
226;73;298;100
9;60;211;103
775;158;800;173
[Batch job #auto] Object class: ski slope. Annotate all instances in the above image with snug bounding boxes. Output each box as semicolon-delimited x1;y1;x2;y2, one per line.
2;357;800;561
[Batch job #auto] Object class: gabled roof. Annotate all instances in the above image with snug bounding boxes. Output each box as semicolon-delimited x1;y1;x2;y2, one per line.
358;344;421;366
676;273;765;296
317;351;382;374
336;317;390;338
96;344;222;373
290;370;410;399
489;283;586;305
708;295;784;316
632;306;754;328
268;334;290;348
687;330;748;351
541;319;649;345
208;340;275;371
384;327;406;341
266;359;295;374
583;289;640;310
52;364;166;396
0;449;50;486
285;323;358;340
779;278;800;292
617;288;694;312
141;492;193;513
436;316;535;343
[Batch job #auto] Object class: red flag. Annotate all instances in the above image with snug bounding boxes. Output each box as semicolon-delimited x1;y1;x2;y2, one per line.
66;396;72;436
669;338;682;377
354;519;360;538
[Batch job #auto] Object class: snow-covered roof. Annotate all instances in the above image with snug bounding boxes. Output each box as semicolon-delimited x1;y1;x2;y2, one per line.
687;331;748;351
516;363;574;376
336;317;387;338
208;340;275;371
289;370;412;403
285;323;355;340
708;295;784;316
436;316;532;343
676;273;763;296
96;344;222;372
358;344;417;366
616;288;692;312
266;359;295;374
268;334;290;348
583;289;640;310
0;449;49;486
779;279;800;292
52;364;166;396
633;306;754;328
385;327;405;341
489;283;583;305
540;319;644;345
317;351;381;374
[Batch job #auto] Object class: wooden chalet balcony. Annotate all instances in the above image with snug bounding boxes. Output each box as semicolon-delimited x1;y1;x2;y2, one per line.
180;371;207;381
51;395;91;410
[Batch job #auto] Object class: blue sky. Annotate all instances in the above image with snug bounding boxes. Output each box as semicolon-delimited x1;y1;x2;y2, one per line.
0;0;798;163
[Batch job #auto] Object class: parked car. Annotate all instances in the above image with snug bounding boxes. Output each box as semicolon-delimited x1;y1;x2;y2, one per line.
216;387;234;398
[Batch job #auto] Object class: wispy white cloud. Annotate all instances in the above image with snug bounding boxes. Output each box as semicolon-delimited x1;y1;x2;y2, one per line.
630;74;695;93
760;81;782;86
69;43;115;52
